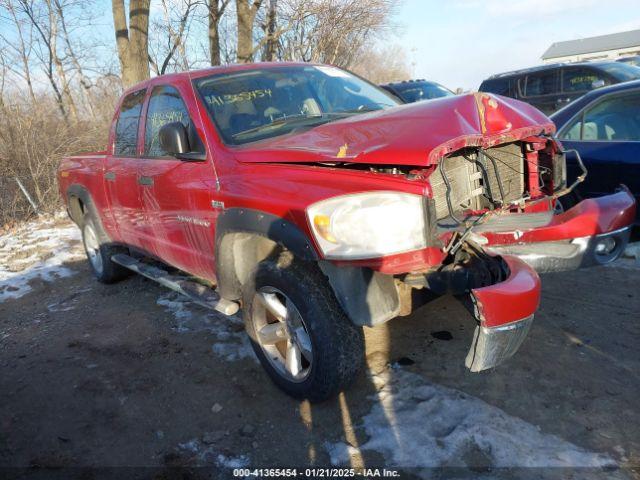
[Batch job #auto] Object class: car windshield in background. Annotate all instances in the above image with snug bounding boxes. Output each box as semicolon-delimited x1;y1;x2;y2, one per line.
194;66;399;145
600;62;640;81
393;82;454;103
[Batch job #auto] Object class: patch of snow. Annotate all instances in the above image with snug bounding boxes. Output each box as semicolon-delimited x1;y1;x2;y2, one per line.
0;215;85;302
326;367;615;472
177;439;250;468
156;292;255;362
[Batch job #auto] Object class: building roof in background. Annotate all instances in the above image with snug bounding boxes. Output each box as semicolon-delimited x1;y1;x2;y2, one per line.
542;29;640;60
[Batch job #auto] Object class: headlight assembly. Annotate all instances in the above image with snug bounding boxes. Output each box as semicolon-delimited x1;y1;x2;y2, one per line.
306;191;427;260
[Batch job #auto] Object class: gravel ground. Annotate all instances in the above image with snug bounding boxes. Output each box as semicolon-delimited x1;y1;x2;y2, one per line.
0;216;639;479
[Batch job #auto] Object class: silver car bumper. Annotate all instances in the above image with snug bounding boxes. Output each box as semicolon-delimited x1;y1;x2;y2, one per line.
465;315;534;372
488;226;632;273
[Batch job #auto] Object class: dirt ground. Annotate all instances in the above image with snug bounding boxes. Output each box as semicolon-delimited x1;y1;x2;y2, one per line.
0;217;639;479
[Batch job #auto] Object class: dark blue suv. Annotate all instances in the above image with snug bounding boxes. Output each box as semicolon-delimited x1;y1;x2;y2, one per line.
551;79;640;222
479;61;640;115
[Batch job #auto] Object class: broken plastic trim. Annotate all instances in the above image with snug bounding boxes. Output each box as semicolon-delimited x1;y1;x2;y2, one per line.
465;315;534;372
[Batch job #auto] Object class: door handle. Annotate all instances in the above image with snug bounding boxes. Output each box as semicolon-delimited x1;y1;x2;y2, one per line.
138;176;154;186
105;171;116;181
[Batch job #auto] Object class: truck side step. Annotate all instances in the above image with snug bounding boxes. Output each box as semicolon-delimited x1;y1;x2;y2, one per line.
111;254;239;316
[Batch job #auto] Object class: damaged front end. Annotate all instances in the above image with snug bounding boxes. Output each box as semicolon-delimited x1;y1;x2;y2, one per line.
302;93;634;373
404;242;540;372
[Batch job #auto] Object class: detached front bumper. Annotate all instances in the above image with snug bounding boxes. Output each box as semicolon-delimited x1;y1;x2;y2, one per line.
488;226;632;273
485;189;636;273
465;255;540;372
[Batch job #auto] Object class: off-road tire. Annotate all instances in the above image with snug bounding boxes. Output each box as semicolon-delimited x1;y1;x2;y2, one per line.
81;213;131;284
242;252;365;402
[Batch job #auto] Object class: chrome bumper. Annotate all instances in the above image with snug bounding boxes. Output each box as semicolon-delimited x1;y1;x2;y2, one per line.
488;226;632;273
465;315;533;372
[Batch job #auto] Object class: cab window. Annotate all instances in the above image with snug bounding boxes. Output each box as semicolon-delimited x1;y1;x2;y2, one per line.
144;85;194;157
114;89;145;156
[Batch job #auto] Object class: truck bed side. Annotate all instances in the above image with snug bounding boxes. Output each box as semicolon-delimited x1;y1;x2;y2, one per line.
58;151;119;243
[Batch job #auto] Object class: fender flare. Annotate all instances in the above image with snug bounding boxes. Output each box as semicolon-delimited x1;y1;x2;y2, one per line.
213;208;401;327
65;184;111;243
214;208;318;300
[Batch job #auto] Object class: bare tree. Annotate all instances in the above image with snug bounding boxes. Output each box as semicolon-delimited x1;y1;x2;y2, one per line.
262;0;277;61
350;44;410;84
53;0;98;118
12;0;68;119
149;0;198;75
0;0;38;105
44;0;78;121
206;0;230;65
277;0;399;69
235;0;262;63
112;0;150;87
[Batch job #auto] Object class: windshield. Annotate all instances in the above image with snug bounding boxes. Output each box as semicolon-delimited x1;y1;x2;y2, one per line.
194;65;400;145
392;82;454;103
600;62;640;81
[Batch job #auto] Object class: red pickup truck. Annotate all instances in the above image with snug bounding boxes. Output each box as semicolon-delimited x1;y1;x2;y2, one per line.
58;62;636;401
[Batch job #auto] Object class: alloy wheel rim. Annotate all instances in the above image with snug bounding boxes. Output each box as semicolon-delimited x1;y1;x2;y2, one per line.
252;287;313;382
83;223;103;274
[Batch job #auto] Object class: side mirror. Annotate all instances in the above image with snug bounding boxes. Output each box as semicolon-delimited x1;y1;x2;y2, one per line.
159;122;189;155
591;79;605;89
159;122;206;162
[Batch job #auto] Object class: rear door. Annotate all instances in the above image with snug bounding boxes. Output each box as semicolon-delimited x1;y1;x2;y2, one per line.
138;82;219;280
104;89;149;248
559;89;640;212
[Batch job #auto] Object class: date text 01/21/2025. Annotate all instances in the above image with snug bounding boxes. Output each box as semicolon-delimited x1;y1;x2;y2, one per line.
232;468;401;477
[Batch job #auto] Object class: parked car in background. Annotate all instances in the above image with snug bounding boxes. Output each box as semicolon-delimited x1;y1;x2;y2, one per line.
479;61;640;115
617;55;640;67
381;79;455;103
551;79;640;222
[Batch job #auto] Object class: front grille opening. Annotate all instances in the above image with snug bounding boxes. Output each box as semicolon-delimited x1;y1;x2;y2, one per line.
430;142;526;222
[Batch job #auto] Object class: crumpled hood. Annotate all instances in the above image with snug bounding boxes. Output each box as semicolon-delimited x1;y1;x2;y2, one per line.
232;93;555;167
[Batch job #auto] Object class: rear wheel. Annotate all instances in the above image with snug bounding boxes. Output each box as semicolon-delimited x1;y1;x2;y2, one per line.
81;213;130;284
242;253;365;402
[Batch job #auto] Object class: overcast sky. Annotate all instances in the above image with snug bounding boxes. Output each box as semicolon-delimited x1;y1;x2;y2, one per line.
397;0;640;90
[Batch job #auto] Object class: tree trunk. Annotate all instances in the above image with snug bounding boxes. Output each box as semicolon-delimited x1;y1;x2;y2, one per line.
54;0;97;118
236;0;262;63
263;0;277;61
112;0;150;87
47;0;78;122
6;3;37;106
208;1;226;66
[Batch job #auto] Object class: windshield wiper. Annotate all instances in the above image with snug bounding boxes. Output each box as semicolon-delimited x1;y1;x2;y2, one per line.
335;102;396;114
233;113;337;138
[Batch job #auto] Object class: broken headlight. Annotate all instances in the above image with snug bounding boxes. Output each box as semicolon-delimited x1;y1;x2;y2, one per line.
307;192;427;259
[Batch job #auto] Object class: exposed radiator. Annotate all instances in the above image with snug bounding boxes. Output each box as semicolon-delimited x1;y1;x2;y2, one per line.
430;143;526;220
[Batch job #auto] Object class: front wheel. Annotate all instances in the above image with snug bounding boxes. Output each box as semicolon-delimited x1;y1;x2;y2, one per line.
242;253;365;402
